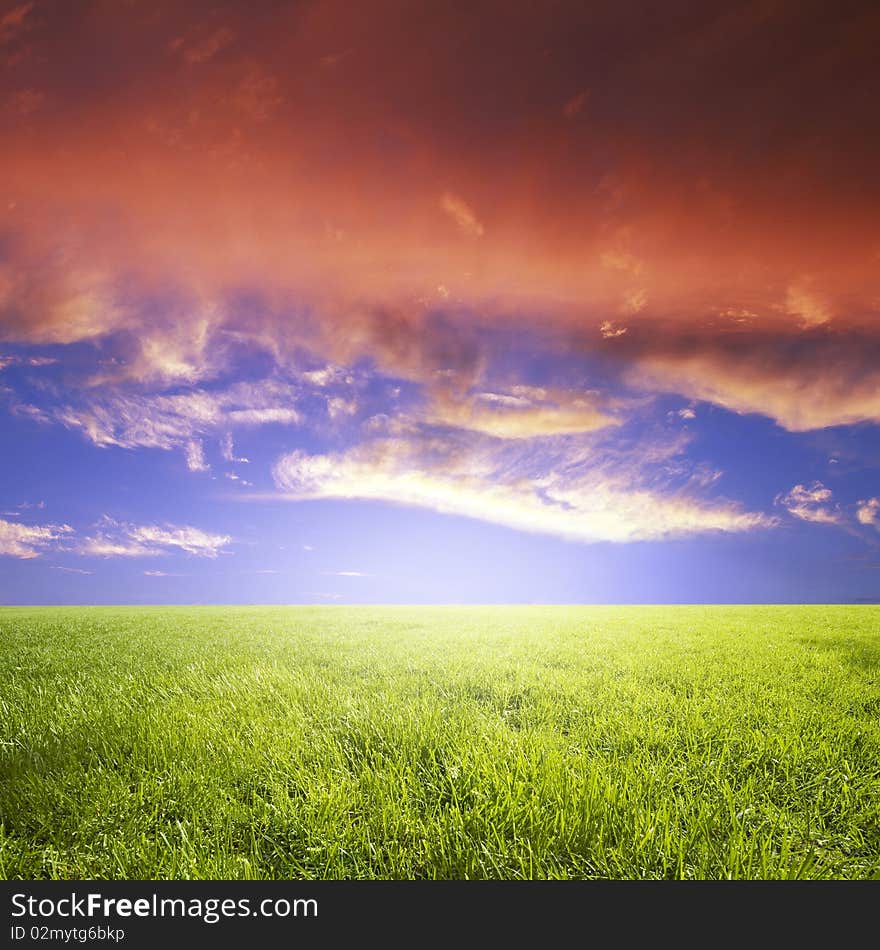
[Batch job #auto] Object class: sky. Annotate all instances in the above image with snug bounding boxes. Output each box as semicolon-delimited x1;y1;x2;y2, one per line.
1;0;879;604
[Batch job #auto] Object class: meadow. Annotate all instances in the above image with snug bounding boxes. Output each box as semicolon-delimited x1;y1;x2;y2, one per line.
0;605;878;880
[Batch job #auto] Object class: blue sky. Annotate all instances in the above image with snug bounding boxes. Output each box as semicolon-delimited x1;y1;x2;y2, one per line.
2;342;878;604
1;1;879;603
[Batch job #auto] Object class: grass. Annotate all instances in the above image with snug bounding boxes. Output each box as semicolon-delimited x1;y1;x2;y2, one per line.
1;604;879;880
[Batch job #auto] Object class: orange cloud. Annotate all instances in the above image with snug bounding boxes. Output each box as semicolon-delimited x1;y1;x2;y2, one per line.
625;328;880;430
0;0;877;434
440;192;485;238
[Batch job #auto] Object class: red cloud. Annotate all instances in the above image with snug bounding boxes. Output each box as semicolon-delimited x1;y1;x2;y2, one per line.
0;1;878;429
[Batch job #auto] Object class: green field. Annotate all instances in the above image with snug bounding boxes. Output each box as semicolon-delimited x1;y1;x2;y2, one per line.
1;605;879;880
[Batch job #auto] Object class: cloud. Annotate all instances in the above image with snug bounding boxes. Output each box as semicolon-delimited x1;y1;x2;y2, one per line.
624;328;880;431
46;379;302;462
301;366;349;388
230;65;283;122
124;317;218;385
272;430;774;544
857;498;879;527
327;396;357;419
0;3;33;46
0;518;72;558
600;321;627;339
54;390;219;451
51;565;94;575
440;192;484;238
600;251;643;276
562;89;589;118
79;517;231;558
327;571;371;577
220;432;249;463
775;483;843;525
785;280;831;329
429;386;617;439
169;27;236;65
0;1;876;388
226;407;300;426
184;439;209;472
621;289;647;315
220;432;234;461
0;354;58;371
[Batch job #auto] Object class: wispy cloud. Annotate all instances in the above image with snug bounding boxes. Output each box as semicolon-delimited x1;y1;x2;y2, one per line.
273;429;774;544
599;250;643;276
0;354;58;370
441;192;484;238
220;432;249;463
785;280;831;329
0;518;72;558
184;440;210;473
430;386;616;439
51;565;94;575
226;407;300;426
44;379;303;467
80;517;231;558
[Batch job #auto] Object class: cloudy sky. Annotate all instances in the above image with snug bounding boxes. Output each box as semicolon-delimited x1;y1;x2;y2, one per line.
1;0;879;603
